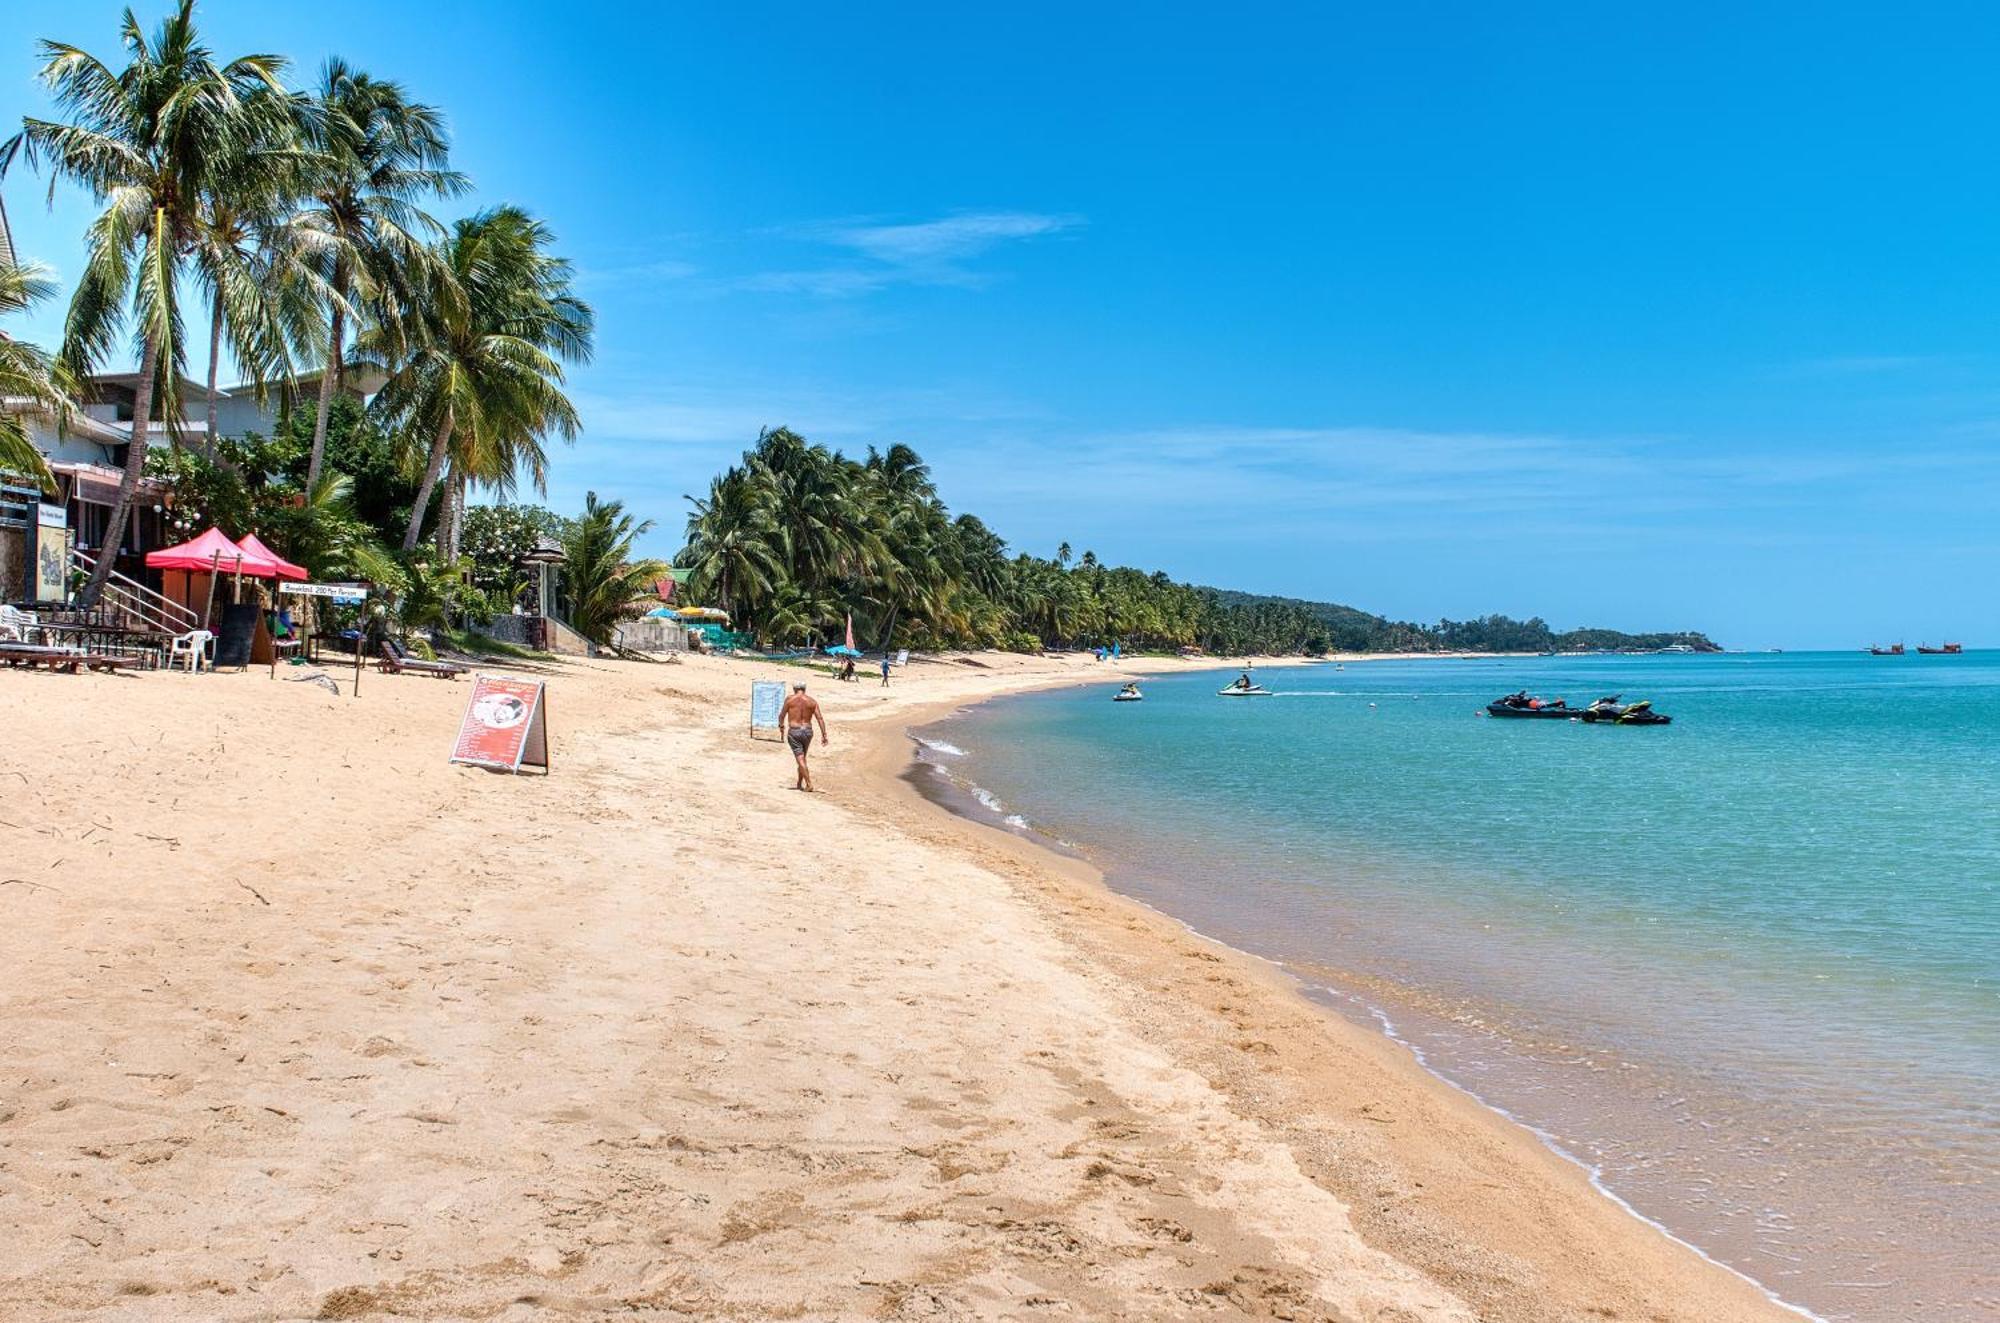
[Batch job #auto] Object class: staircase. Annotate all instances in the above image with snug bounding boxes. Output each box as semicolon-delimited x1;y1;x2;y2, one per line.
69;548;199;636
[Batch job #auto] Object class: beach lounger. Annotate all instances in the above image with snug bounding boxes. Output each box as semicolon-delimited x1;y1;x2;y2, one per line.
0;644;136;674
375;639;467;679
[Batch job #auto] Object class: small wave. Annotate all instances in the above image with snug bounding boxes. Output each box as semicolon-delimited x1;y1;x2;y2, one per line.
968;784;1008;815
914;736;968;756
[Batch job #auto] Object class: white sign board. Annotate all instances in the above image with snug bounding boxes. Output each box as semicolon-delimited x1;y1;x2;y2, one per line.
750;680;786;741
280;582;368;603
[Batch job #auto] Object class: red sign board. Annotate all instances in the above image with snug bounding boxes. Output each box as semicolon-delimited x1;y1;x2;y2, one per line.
450;675;550;773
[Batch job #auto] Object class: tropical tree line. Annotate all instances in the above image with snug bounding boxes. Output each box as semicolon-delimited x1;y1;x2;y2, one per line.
680;427;1342;655
0;0;593;613
682;428;1720;657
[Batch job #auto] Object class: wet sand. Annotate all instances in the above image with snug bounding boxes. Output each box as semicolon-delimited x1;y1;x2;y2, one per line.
1;649;1800;1320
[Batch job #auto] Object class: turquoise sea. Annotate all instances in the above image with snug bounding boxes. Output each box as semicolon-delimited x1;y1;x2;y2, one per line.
915;652;1998;1322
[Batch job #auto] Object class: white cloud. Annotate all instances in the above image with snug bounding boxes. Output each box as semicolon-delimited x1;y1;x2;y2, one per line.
741;210;1082;297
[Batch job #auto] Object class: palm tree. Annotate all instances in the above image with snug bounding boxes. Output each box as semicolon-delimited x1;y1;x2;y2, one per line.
5;1;291;603
0;259;68;490
187;102;327;457
359;206;592;553
295;58;464;491
681;468;779;618
561;491;666;645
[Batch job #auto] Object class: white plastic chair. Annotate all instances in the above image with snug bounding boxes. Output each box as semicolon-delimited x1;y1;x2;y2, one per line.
168;629;215;673
0;605;37;643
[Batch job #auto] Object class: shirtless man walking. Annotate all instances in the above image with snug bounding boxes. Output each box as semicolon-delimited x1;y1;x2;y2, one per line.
780;680;829;791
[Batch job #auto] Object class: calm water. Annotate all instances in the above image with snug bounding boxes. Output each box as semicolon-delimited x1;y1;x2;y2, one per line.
917;653;1999;1322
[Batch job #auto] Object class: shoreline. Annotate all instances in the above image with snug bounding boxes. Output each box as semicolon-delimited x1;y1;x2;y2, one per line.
0;649;1807;1320
836;654;1809;1322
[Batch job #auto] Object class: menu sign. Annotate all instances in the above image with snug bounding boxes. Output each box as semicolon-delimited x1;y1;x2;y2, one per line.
750;680;785;741
450;675;550;773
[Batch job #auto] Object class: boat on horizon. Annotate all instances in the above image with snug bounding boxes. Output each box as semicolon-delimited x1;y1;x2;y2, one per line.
1916;642;1964;655
1867;643;1906;656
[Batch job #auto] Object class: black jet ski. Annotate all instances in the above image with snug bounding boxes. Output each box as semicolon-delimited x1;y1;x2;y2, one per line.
1485;690;1573;718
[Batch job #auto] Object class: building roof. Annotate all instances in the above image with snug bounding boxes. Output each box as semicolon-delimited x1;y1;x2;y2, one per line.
87;370;224;402
224;364;389;398
1;397;130;446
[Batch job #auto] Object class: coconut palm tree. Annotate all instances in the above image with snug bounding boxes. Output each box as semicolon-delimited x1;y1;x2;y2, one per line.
295;58;464;490
681;468;779;618
560;491;666;645
5;0;292;603
0;259;68;490
187;91;328;457
361;206;590;554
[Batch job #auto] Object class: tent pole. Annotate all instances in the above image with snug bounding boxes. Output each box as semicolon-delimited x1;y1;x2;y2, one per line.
200;550;222;631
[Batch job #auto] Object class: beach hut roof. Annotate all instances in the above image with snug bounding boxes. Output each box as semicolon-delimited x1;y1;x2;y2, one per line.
236;533;308;582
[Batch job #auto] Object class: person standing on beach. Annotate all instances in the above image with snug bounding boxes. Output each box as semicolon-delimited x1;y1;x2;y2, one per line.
780;681;829;791
880;653;892;687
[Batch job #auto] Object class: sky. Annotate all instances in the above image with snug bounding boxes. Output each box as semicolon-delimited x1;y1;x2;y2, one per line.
3;2;1998;648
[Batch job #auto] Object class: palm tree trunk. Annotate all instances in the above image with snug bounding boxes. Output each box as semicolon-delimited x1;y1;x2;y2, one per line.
447;471;467;561
402;413;453;552
202;298;223;458
305;301;344;490
79;332;161;608
433;469;457;560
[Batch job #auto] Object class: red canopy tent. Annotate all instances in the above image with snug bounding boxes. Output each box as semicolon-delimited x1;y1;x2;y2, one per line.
235;533;307;582
144;526;255;575
145;526;285;636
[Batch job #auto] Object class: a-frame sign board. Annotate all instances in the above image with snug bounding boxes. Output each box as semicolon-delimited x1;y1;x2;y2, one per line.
449;675;551;774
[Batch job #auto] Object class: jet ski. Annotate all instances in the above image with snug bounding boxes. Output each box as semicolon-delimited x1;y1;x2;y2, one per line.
1218;678;1274;696
1113;684;1144;702
1578;695;1672;725
1484;690;1572;718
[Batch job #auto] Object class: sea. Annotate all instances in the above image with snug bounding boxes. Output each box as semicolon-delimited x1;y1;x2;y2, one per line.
912;651;1998;1322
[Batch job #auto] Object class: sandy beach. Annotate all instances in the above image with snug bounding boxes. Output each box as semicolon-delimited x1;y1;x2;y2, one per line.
0;650;1802;1321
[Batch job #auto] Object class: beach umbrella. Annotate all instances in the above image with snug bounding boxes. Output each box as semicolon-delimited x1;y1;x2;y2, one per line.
826;644;862;658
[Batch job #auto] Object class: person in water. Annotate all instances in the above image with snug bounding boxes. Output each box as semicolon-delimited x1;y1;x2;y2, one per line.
780;681;829;791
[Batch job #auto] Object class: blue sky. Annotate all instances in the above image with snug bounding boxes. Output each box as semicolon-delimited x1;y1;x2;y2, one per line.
5;2;1998;647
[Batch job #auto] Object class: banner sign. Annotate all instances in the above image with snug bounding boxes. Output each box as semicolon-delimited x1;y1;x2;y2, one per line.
450;675;551;773
280;581;368;603
33;524;70;602
750;680;786;741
